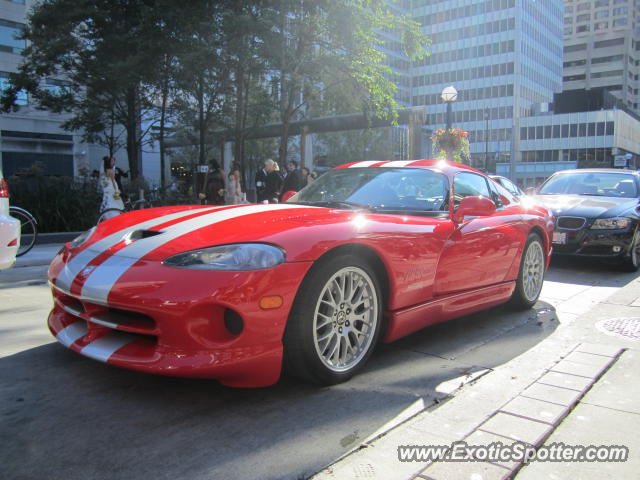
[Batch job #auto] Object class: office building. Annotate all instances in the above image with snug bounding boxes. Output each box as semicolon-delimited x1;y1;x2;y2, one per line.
562;0;639;115
411;0;565;169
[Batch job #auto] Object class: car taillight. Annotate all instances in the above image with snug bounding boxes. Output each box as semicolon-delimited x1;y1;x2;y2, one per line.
0;178;8;198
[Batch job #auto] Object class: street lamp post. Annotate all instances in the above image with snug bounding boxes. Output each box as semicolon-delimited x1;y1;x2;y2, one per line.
484;112;489;170
441;85;458;130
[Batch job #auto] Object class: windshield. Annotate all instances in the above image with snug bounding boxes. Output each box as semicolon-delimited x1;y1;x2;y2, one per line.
287;167;449;215
539;172;638;198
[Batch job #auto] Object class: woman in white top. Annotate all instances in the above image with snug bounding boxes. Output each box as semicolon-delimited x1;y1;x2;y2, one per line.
100;156;125;219
225;164;246;204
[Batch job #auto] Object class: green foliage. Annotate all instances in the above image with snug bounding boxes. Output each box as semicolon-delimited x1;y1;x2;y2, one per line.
432;128;471;164
8;164;101;233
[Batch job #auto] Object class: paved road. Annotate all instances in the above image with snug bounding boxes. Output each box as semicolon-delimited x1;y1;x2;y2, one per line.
0;257;636;480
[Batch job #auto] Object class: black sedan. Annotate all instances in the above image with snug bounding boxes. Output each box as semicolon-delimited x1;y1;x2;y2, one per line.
533;169;640;271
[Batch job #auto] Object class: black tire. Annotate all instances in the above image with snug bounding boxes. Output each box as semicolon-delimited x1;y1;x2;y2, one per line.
9;206;38;257
620;229;640;272
509;232;545;310
97;208;124;224
283;254;383;385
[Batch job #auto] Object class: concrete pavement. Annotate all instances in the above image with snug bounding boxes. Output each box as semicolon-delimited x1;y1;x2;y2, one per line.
13;243;64;268
311;267;640;480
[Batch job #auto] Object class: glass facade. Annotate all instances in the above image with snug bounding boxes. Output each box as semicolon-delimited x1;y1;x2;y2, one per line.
410;0;564;170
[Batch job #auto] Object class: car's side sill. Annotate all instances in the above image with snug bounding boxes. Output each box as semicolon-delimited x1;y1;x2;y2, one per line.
382;281;516;343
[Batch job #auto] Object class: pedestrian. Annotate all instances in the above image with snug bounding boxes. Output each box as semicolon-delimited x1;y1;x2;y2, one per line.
99;156;125;219
266;161;283;203
199;159;225;205
255;159;273;203
301;167;311;186
281;160;303;199
114;166;128;193
225;164;246;204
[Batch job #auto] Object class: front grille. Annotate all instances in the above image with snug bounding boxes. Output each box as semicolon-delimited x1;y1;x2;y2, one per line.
556;216;586;230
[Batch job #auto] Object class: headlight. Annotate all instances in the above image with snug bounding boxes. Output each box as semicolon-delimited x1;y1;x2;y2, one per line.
68;227;95;248
590;217;632;230
163;243;285;270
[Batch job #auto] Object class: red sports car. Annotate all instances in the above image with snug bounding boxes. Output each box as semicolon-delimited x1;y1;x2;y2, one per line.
48;160;553;387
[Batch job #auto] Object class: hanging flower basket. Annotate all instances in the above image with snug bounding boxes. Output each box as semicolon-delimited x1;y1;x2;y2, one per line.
431;128;470;164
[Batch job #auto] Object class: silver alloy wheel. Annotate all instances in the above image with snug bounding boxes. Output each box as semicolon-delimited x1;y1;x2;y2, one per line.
312;266;378;372
522;240;544;302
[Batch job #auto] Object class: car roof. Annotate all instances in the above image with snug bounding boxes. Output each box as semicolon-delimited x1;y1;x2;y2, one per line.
552;168;639;176
335;159;485;176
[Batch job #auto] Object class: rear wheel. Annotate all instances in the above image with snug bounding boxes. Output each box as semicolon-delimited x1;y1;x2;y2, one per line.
284;255;382;385
10;206;37;257
97;208;124;224
509;233;545;310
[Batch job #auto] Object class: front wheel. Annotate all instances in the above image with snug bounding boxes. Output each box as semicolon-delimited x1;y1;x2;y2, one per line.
284;255;382;385
509;233;545;310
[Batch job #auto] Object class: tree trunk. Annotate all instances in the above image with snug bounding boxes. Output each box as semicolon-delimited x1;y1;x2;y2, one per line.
159;68;169;190
125;87;140;180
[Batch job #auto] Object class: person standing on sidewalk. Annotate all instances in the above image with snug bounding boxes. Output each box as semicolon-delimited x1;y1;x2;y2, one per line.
281;160;303;199
255;159;273;203
99;156;125;220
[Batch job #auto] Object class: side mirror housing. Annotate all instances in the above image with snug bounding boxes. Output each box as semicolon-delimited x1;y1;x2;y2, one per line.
281;190;297;203
453;196;496;223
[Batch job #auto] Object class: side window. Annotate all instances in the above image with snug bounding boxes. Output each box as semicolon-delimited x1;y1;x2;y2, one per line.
488;180;504;209
453;172;490;209
502;178;522;197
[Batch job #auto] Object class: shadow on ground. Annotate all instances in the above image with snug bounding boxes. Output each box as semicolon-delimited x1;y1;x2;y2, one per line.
0;297;558;480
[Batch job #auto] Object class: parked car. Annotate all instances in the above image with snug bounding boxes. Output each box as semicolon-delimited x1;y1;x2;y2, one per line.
532;168;640;270
47;160;553;387
0;165;20;270
491;175;525;198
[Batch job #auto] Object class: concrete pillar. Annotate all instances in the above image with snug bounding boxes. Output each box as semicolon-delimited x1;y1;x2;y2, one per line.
300;126;308;168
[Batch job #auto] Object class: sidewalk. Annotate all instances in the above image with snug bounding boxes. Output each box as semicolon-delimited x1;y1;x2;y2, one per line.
312;274;640;480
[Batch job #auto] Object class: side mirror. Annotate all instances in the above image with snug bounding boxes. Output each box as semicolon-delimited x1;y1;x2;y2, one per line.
281;190;297;203
453;196;496;223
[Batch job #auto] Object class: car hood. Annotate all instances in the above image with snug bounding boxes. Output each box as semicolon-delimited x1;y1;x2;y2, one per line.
72;203;444;263
532;194;639;219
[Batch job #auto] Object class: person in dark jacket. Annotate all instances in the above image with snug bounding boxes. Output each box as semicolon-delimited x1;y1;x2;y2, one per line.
199;159;225;205
265;162;283;203
281;160;303;199
255;159;273;203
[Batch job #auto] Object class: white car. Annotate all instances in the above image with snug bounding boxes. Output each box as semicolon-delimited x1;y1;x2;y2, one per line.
0;165;20;270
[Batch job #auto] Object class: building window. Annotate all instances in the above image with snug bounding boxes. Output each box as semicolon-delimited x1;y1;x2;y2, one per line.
612;6;628;15
0;72;27;105
570;124;578;137
579;123;587;136
588;123;596;136
0;19;25;54
553;125;561;138
592;54;624;63
591;69;624;78
594;9;609;18
565;43;588;52
576;25;590;33
595;0;610;6
577;2;591;11
594;37;625;48
577;14;591;22
564;74;587;81
562;124;570;137
594;21;608;30
613;18;628;27
564;26;574;35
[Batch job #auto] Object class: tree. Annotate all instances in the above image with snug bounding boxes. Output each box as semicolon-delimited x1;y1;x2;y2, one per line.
1;0;167;179
261;0;428;166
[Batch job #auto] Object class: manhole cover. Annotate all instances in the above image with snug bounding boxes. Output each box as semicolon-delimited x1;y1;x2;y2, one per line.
595;317;640;340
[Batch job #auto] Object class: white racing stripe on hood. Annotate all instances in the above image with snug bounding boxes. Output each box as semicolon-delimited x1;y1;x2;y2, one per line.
380;160;415;168
81;204;310;304
348;161;380;168
55;207;217;292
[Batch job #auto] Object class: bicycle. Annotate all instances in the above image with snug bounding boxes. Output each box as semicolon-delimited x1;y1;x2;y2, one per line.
9;206;38;257
97;189;155;224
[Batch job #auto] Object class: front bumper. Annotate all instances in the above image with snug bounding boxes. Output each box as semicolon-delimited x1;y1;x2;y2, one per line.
0;213;19;270
552;225;635;260
47;251;313;387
